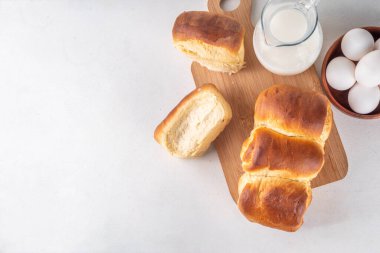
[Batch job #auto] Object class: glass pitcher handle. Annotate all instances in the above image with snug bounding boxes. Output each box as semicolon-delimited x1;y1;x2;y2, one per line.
299;0;320;9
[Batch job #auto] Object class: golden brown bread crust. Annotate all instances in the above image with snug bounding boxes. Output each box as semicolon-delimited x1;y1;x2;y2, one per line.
172;11;244;53
238;174;312;232
240;127;324;180
254;85;332;144
237;85;332;231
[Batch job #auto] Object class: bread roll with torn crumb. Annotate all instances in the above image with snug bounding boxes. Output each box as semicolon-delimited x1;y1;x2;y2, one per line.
172;11;245;74
154;84;232;158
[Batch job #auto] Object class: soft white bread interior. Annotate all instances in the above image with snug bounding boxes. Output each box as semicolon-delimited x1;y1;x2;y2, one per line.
154;84;232;158
172;11;245;74
174;40;245;74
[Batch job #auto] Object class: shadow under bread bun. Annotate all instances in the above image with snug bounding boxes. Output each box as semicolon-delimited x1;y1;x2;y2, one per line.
240;126;325;181
172;11;245;74
254;85;332;146
238;173;312;232
154;84;232;158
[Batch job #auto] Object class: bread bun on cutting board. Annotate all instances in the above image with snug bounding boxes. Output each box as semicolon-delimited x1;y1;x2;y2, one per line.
154;84;232;158
238;173;312;232
240;126;325;181
238;85;332;232
172;11;245;74
254;85;332;146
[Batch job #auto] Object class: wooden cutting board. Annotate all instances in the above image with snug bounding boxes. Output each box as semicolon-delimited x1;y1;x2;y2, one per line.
191;0;348;202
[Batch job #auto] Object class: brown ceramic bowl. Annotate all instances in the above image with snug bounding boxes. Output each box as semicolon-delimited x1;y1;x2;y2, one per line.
321;26;380;119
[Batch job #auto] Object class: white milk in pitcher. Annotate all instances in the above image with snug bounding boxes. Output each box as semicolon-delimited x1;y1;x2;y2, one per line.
253;8;323;75
270;9;308;43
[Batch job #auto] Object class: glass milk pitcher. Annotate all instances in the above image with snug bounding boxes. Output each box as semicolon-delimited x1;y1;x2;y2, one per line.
253;0;323;75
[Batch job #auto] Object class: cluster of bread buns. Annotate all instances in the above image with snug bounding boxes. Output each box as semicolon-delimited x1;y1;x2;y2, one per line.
172;11;245;74
156;11;242;157
156;9;333;232
238;85;332;232
154;84;232;158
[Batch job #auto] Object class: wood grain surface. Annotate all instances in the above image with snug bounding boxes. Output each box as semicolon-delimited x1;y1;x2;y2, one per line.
191;0;348;202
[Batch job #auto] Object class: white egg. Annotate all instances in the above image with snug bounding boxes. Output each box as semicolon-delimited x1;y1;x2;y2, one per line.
326;56;356;90
375;38;380;50
348;83;380;114
355;50;380;87
341;28;374;61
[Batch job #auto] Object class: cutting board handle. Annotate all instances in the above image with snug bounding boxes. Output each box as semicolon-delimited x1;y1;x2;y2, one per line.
207;0;252;14
207;0;254;35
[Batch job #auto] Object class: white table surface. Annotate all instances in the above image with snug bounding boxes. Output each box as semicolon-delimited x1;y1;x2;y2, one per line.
0;0;379;252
